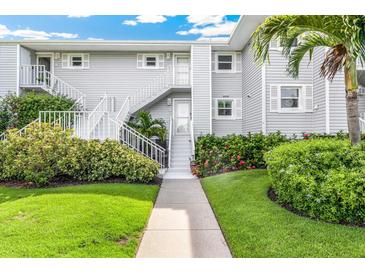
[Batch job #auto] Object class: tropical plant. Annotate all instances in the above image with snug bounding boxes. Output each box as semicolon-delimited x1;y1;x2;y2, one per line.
252;15;365;145
128;111;167;142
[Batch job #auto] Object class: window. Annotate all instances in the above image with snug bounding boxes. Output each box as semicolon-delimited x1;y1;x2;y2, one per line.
217;99;233;117
217;54;233;71
71;55;83;67
62;53;89;69
145;56;157;67
280;86;301;109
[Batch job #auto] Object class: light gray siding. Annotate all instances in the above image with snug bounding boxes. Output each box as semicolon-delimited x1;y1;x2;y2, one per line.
20;46;35;66
191;44;212;137
53;51;175;111
242;43;262;134
145;91;191;135
212;52;243;136
265;49;314;135
0;45;17;97
312;48;327;133
329;71;348;133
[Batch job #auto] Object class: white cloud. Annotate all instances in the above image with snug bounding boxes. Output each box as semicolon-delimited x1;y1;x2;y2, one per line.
186;15;225;27
0;24;11;38
177;21;236;37
122;15;167;26
0;24;79;40
135;15;167;24
50;32;79;39
122;20;138;26
87;37;104;41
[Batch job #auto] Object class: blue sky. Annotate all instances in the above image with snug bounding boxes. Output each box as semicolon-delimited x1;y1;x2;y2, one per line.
0;15;240;41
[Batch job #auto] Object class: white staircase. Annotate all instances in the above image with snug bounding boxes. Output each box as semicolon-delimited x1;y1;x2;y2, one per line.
164;135;195;179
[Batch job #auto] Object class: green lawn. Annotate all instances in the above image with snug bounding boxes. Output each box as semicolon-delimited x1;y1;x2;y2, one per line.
0;183;158;258
202;170;365;257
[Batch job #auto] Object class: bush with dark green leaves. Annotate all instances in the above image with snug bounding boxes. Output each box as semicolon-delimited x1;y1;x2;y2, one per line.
265;139;365;225
0;123;160;186
0;92;75;133
194;132;288;177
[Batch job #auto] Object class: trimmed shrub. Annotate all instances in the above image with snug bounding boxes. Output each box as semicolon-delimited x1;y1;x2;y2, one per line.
194;132;288;177
266;139;365;224
0;123;160;186
0;92;75;133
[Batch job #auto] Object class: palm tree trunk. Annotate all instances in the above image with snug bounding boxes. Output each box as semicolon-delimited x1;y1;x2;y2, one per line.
344;61;361;145
346;91;361;145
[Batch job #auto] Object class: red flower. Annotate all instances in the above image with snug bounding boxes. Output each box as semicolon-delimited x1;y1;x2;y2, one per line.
239;160;245;166
251;165;256;169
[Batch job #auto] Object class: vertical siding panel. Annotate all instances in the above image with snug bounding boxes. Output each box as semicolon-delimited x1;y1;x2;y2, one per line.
191;45;211;137
242;43;262;134
329;70;348;133
312;47;326;133
0;45;17;97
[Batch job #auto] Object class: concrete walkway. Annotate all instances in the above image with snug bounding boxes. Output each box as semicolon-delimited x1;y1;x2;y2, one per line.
136;178;232;258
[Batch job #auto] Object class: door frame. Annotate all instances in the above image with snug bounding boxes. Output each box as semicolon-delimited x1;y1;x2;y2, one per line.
172;98;191;135
36;52;54;74
173;53;190;86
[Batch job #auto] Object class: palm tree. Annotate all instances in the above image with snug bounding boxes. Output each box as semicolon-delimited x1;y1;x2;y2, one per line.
128;111;167;142
252;15;365;145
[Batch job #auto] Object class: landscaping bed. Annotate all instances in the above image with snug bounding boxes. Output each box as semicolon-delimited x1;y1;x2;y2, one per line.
202;170;365;258
0;183;159;257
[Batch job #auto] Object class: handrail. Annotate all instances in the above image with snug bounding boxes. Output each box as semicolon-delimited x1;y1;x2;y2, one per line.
20;65;85;109
120;122;166;167
168;116;173;168
190;118;195;160
129;65;173;112
88;94;109;139
0;118;40;141
116;97;130;123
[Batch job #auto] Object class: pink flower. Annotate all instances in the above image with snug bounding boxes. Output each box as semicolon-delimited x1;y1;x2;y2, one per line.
237;155;241;160
239;160;245;166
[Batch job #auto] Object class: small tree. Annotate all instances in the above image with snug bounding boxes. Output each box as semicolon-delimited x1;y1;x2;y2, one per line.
252;15;365;145
128;111;167;142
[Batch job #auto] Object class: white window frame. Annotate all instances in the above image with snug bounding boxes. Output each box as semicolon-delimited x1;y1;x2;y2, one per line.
278;85;304;113
270;37;299;51
62;53;89;69
215;52;235;73
215;98;236;120
141;54;162;69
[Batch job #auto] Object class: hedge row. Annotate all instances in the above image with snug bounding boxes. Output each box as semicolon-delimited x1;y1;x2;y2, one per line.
0;123;160;185
0;92;75;134
266;139;365;224
193;132;288;177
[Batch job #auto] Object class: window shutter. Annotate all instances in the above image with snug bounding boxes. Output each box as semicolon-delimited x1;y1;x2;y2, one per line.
303;85;313;112
235;52;242;73
235;98;242;119
212;99;217;119
61;53;69;68
137;54;143;68
211;53;216;72
270;85;279;112
83;53;90;69
158;54;164;69
270;39;279;49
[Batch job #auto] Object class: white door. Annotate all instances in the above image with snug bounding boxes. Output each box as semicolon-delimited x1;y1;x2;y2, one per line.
174;100;191;135
175;56;190;85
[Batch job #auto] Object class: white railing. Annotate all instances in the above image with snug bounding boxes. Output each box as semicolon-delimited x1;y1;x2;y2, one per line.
20;65;85;108
0;118;40;141
129;66;173;112
359;87;365;95
189;118;195;160
116;97;130;123
120;122;166;168
88;94;109;138
168;117;173;167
